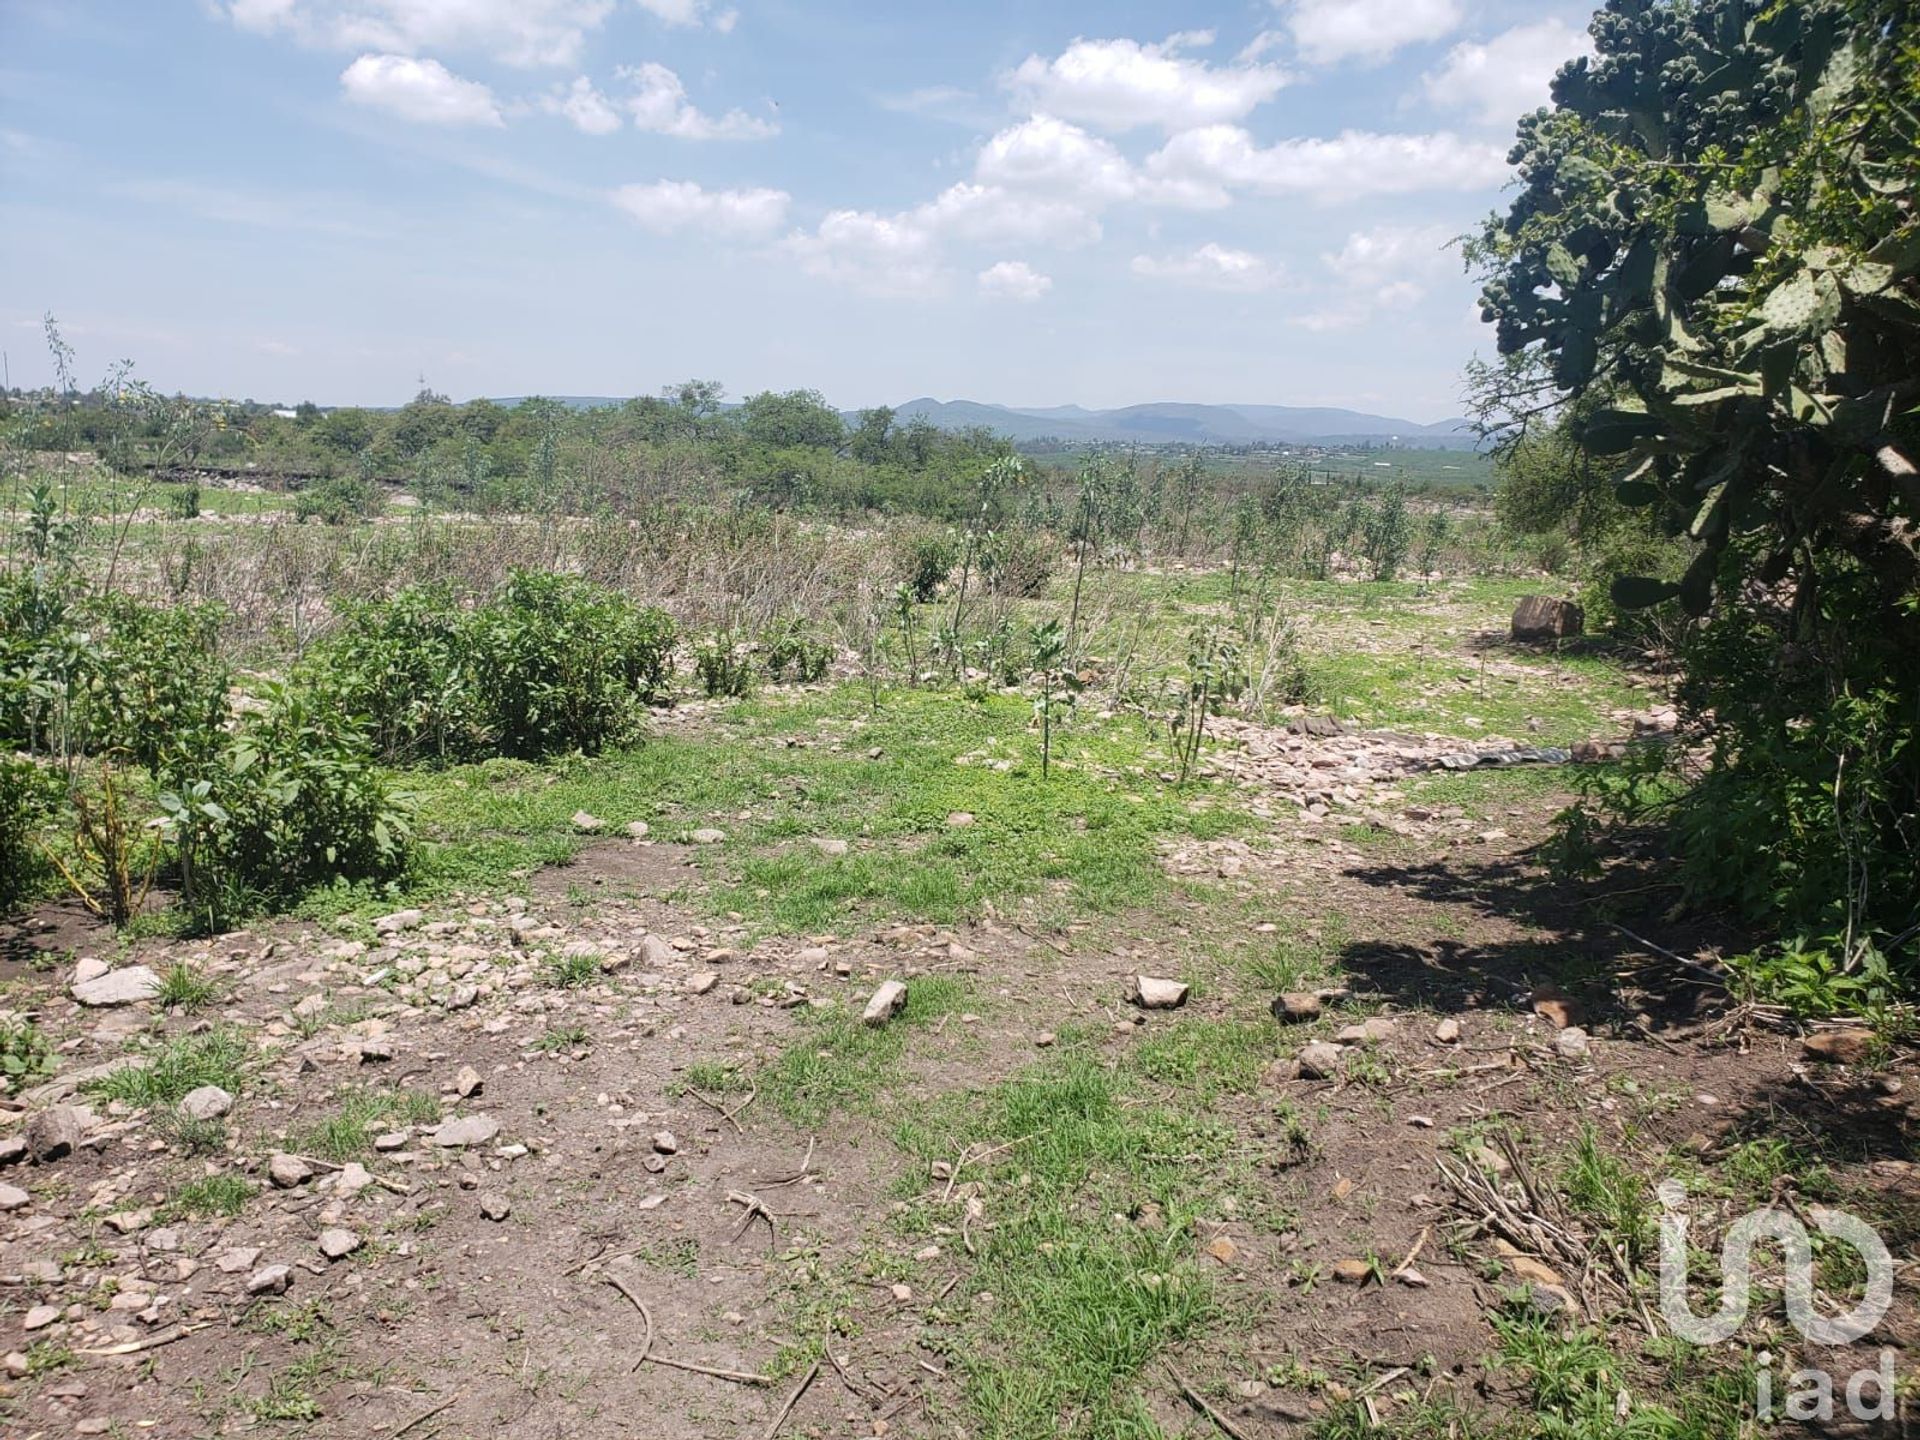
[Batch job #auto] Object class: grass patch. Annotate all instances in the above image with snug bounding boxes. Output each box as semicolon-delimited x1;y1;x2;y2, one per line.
758;974;968;1125
166;1173;254;1219
90;1029;250;1109
157;961;223;1011
893;1035;1247;1437
290;1087;441;1162
386;686;1242;934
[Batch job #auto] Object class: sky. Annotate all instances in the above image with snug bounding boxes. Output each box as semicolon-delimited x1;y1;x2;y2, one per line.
0;0;1601;422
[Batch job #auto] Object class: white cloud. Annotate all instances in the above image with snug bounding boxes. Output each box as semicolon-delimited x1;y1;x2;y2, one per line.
782;210;948;299
1423;19;1594;125
915;182;1101;248
228;0;615;68
1007;35;1287;133
1283;0;1463;65
619;62;776;140
544;76;622;135
1323;222;1456;291
634;0;735;29
1131;243;1283;292
973;114;1137;205
610;180;789;237
339;55;502;127
978;261;1052;302
1144;126;1507;204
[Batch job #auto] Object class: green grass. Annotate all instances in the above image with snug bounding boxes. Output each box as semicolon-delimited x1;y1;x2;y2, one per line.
758;974;969;1125
542;951;601;988
1559;1125;1655;1269
166;1173;255;1219
290;1087;441;1162
157;960;223;1011
89;1028;250;1108
892;1033;1254;1438
390;687;1241;935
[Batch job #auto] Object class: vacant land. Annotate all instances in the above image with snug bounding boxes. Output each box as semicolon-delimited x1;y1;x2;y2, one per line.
0;454;1912;1440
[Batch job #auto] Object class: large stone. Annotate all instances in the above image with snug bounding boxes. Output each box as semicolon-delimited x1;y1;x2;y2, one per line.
635;934;677;969
268;1154;314;1188
1296;1042;1345;1080
1803;1028;1876;1065
862;980;908;1027
432;1114;500;1148
1511;595;1584;642
246;1264;293;1296
0;1183;29;1212
373;909;424;936
70;965;162;1008
1271;992;1322;1023
26;1105;89;1163
178;1085;234;1121
1128;976;1190;1010
317;1229;362;1261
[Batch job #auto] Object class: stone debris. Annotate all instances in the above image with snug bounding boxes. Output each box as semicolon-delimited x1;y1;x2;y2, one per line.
178;1085;234;1121
1295;1042;1344;1080
70;965;162;1008
318;1228;362;1260
1803;1028;1876;1065
269;1154;314;1188
689;828;727;845
432;1115;501;1148
26;1105;88;1163
1272;992;1322;1023
246;1264;293;1296
1128;975;1189;1010
862;980;909;1026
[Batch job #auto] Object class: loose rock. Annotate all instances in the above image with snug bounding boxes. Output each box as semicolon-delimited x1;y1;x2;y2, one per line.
479;1192;511;1221
1296;1042;1344;1080
178;1085;234;1121
317;1229;361;1261
1128;975;1190;1010
862;979;909;1026
432;1115;501;1148
247;1264;293;1296
71;965;162;1008
1803;1028;1876;1065
268;1153;314;1188
1271;992;1321;1023
26;1105;88;1163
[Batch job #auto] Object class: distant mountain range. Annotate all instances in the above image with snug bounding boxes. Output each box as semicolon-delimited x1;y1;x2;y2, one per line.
486;395;1478;450
886;399;1477;449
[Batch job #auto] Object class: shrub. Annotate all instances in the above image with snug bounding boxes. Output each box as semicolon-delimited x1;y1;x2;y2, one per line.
0;1015;55;1095
314;573;677;762
978;527;1056;600
0;755;58;914
82;597;230;771
294;473;382;525
894;528;957;603
762;617;832;683
156;684;412;929
693;632;755;698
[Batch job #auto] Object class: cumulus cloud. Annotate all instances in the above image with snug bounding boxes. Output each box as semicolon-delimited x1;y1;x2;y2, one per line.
610;180;789;237
619;62;776;140
1291;222;1458;329
1144;126;1507;204
1131;243;1283;292
544;76;622;134
1423;19;1594;125
339;54;502;127
1283;0;1463;66
1007;35;1287;133
917;183;1102;248
974;114;1137;205
978;261;1052;302
783;210;948;299
228;0;615;68
634;0;737;30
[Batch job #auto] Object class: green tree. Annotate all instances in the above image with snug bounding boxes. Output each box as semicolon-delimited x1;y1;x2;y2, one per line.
1473;0;1920;953
735;389;845;450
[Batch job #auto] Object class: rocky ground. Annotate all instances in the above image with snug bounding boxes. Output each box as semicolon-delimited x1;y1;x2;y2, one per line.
2;662;1914;1438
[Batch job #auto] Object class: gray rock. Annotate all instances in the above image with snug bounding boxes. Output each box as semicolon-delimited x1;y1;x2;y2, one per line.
689;827;726;845
432;1114;500;1148
571;810;604;833
246;1264;293;1296
862;980;909;1026
1296;1042;1345;1080
479;1192;511;1222
1555;1026;1591;1060
685;971;719;995
0;1137;24;1167
1128;976;1190;1010
1511;595;1584;642
809;837;849;857
625;820;650;839
1271;992;1322;1023
268;1153;314;1188
317;1228;361;1260
0;1183;29;1211
651;1131;678;1155
23;1304;60;1331
72;957;110;984
635;934;676;968
71;965;162;1008
26;1105;89;1162
373;909;424;936
178;1085;234;1121
455;1065;484;1098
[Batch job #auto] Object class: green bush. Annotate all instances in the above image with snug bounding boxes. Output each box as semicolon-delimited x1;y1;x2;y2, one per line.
156;684;412;928
762;617;832;683
294;473;382;525
0;1015;55;1095
895;528;958;603
82;597;231;771
0;755;56;914
693;633;754;698
315;573;677;762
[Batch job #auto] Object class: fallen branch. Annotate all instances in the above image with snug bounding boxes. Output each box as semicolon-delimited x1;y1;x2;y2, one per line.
760;1359;819;1440
76;1322;211;1356
1166;1362;1253;1440
388;1393;457;1437
760;1137;816;1189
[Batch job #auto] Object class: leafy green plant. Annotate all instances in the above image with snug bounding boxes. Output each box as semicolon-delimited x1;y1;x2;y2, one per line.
693;632;754;699
762;616;832;683
0;755;58;914
0;1016;55;1095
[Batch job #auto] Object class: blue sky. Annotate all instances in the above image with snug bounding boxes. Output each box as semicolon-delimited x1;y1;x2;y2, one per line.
1;0;1600;421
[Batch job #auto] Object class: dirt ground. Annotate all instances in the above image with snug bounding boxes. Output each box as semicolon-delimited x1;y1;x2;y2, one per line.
2;719;1915;1439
